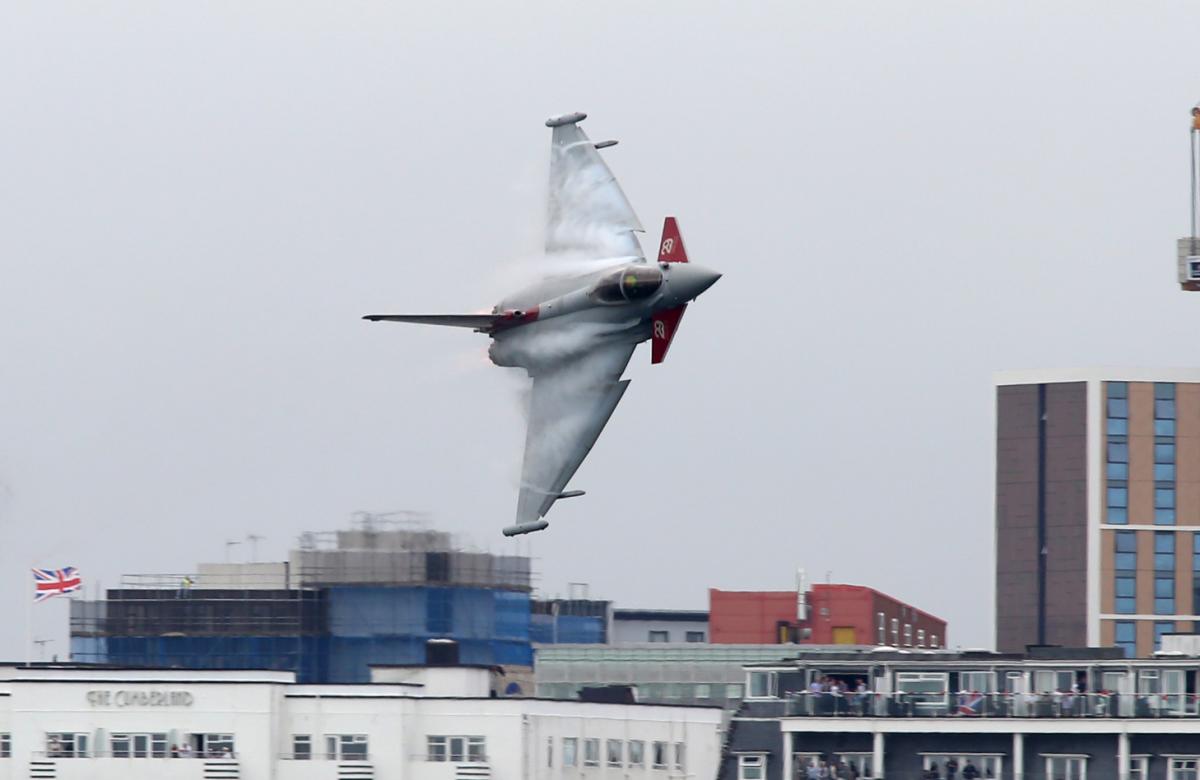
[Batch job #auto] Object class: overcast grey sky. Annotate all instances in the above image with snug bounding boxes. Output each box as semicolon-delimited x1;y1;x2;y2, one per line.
3;2;1200;657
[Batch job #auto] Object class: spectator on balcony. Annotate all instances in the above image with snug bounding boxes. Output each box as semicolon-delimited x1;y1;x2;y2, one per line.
962;760;981;780
855;679;870;715
46;736;63;757
924;762;941;779
945;756;959;779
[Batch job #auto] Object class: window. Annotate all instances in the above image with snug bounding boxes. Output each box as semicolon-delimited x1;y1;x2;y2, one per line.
0;733;8;758
1156;621;1176;650
1156;575;1176;614
1155;382;1176;400
839;753;874;778
648;630;669;642
426;736;483;763
1044;756;1087;780
891;618;899;645
876;611;886;644
896;672;948;714
1130;756;1149;780
292;735;311;760
1108;441;1129;480
325;735;367;761
1116;576;1136;614
562;738;577;767
1157;463;1177;481
110;733;168;759
197;734;234;759
1157;487;1177;525
675;742;686;771
930;634;939;648
1108;486;1128;524
546;736;553;768
45;733;89;758
917;628;926;647
686;630;706;642
1157;418;1176;436
1170;757;1200;780
960;671;993;693
923;755;1003;780
695;684;711;699
653;741;667;769
1157;400;1177;419
606;739;622;767
904;624;913;646
726;683;744;699
629;740;645;767
748;671;777;698
738;754;766;780
1108;398;1129;418
1115;621;1137;657
584;738;599;767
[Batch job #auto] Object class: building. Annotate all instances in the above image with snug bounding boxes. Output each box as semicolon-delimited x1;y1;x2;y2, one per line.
722;644;1200;780
996;369;1200;657
612;610;710;644
535;644;816;709
71;522;535;682
710;586;945;648
0;657;723;780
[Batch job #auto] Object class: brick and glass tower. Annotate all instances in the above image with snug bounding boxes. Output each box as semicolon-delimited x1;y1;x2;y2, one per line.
996;369;1200;657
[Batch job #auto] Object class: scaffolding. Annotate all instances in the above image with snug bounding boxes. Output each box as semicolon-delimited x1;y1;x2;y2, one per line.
68;515;536;681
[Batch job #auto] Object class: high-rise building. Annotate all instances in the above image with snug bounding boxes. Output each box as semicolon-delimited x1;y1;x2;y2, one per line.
996;369;1200;656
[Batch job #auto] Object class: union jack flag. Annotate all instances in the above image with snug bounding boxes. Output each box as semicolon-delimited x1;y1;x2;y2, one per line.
33;567;82;602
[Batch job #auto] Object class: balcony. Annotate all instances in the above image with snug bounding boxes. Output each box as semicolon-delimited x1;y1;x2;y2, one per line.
741;691;1200;719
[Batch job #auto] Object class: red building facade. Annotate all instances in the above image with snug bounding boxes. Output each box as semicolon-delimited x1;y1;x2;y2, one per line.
709;585;946;648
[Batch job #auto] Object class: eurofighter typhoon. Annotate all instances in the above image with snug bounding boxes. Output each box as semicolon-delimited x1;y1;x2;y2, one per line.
365;112;720;536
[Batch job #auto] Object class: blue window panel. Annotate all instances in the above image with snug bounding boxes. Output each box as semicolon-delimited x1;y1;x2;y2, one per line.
1155;464;1176;481
1155;419;1176;436
1108;463;1129;480
1156;443;1176;464
1156;489;1176;509
1155;597;1176;615
1116;532;1137;553
1116;551;1137;570
1108;487;1129;508
1109;418;1129;435
1156;533;1176;554
1156;577;1176;598
1156;399;1177;419
1108;442;1130;462
1155;383;1176;400
1155;622;1175;650
1195;533;1200;554
1115;621;1136;642
1116;577;1136;597
1156;509;1177;525
1109;382;1129;399
1156;553;1175;570
1108;398;1129;418
1116;597;1137;614
1109;507;1128;524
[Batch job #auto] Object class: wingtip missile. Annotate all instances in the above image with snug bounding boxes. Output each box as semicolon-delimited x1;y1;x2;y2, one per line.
546;112;587;128
558;490;585;499
594;140;618;149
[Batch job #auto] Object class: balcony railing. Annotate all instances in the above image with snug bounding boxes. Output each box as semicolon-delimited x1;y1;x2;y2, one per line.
759;690;1200;718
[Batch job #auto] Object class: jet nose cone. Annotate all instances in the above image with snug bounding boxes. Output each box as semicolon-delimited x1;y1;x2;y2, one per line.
670;262;722;302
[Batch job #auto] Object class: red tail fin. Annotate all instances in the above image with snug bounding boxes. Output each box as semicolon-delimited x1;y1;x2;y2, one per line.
657;217;689;263
652;305;687;364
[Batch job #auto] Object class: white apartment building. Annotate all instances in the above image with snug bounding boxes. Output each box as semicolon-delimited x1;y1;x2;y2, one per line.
0;664;722;780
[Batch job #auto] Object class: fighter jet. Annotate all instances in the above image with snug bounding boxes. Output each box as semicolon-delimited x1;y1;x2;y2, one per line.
364;112;721;536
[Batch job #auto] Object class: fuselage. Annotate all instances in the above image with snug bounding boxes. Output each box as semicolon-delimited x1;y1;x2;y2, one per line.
489;261;721;337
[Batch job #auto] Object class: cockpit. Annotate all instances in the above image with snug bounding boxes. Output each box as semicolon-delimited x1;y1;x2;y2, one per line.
589;265;664;304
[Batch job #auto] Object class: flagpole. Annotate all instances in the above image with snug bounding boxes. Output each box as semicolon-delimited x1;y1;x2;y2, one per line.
25;565;33;667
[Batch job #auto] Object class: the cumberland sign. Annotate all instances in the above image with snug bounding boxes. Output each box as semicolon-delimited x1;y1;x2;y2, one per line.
86;690;194;707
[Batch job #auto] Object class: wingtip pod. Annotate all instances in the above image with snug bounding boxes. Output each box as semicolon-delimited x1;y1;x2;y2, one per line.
502;520;550;537
546;111;587;128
